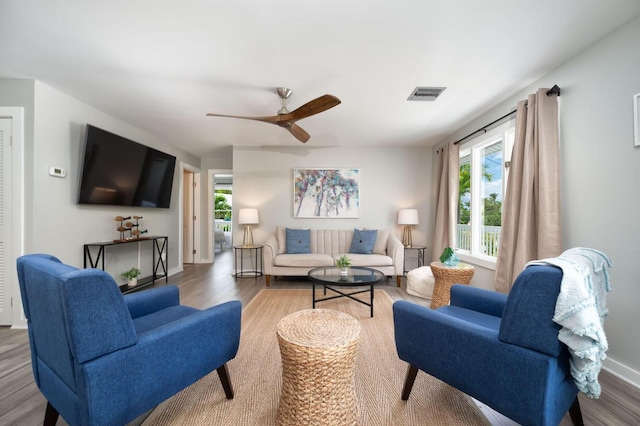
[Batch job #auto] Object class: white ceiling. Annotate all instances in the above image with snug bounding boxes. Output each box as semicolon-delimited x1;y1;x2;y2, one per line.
2;1;640;158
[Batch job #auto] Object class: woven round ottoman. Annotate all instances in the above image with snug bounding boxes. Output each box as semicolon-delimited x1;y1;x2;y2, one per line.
406;266;435;301
276;309;361;426
429;261;475;309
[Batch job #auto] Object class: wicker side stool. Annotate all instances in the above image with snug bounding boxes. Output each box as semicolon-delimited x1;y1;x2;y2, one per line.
276;309;361;426
429;261;475;309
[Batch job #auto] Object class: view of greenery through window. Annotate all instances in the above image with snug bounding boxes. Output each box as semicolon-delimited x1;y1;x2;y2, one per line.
215;189;232;232
458;139;504;258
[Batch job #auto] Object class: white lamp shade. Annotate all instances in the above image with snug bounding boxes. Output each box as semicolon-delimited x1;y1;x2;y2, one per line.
238;208;259;225
398;209;419;225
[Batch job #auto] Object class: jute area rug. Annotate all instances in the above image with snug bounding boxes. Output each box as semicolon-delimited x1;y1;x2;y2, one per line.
143;289;489;426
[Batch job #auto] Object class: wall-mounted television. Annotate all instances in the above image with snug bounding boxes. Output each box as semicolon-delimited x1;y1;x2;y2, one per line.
78;125;177;208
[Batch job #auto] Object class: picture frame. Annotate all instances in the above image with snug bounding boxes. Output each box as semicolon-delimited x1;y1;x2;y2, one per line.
634;92;640;147
293;168;359;218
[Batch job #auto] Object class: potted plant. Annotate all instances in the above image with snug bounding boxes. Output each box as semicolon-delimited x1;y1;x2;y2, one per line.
336;255;352;276
121;267;141;287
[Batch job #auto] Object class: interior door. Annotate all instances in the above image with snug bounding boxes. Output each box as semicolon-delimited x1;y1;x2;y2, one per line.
0;118;12;324
182;170;194;264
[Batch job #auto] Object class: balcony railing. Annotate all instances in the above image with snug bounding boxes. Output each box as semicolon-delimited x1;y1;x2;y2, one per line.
215;218;232;232
456;224;501;257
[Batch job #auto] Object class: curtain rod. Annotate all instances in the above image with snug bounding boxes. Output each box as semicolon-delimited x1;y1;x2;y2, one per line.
454;85;561;145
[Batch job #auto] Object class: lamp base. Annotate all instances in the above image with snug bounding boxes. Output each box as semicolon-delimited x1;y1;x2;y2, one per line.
402;226;413;247
242;225;254;247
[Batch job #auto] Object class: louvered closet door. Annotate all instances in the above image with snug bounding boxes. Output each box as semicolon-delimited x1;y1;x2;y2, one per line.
0;118;12;325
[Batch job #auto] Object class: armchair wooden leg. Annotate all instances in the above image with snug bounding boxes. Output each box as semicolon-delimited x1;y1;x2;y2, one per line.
401;364;419;401
397;276;402;287
265;275;271;287
568;396;584;426
44;401;59;426
217;363;234;399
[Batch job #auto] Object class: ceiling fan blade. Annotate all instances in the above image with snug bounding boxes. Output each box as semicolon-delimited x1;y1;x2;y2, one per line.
287;123;311;143
282;94;341;122
206;112;282;124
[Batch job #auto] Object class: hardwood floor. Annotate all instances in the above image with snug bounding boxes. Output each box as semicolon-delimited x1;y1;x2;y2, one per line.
1;249;638;425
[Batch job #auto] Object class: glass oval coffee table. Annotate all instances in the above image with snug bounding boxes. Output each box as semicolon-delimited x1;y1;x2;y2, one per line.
308;266;385;317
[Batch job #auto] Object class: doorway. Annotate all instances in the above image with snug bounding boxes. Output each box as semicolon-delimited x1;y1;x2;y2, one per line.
182;170;194;264
0;118;13;324
0;107;24;328
181;165;201;267
210;171;233;262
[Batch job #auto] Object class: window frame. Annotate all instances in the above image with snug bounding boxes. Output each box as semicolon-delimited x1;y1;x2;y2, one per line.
456;120;515;270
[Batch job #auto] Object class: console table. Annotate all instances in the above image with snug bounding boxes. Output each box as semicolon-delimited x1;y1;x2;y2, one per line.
84;236;168;294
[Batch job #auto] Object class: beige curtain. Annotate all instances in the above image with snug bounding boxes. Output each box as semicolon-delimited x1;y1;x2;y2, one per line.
495;88;561;293
431;142;459;262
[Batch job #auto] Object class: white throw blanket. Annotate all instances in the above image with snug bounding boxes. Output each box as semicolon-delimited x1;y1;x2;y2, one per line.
526;247;612;399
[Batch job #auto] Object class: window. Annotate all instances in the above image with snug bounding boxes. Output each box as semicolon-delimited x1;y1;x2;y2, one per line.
456;122;514;267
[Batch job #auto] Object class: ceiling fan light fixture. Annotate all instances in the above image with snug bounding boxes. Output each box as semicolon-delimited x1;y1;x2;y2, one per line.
206;89;340;143
277;87;292;114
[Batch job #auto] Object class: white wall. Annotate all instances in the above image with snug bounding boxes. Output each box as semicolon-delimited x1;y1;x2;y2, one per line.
30;81;200;269
1;78;201;326
231;145;432;257
436;17;640;385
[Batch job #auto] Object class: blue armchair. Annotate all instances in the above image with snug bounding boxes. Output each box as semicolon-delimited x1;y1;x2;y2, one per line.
17;254;242;426
394;265;584;426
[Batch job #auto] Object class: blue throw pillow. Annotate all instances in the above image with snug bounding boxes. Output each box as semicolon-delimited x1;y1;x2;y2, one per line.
286;228;311;254
349;229;377;254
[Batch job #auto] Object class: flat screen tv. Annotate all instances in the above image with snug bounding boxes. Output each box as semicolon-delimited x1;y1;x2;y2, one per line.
78;125;177;208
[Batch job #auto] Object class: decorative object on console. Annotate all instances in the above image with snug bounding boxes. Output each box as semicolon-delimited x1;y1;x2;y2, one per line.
294;168;359;218
336;255;352;277
115;215;147;242
398;209;419;247
121;267;141;287
238;208;259;247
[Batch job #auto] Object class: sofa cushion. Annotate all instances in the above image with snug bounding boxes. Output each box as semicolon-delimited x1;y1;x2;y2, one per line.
275;253;334;267
438;305;502;331
276;226;287;255
349;229;377;254
278;226;307;254
286;228;311;254
372;229;390;255
337;253;392;267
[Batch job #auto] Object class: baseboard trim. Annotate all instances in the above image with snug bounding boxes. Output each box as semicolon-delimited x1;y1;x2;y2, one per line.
168;266;183;277
603;357;640;389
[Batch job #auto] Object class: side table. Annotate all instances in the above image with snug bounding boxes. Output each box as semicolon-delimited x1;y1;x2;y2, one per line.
233;245;263;279
403;245;427;276
429;261;475;309
276;309;361;426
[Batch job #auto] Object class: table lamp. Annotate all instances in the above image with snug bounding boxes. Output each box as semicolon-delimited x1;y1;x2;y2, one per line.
398;209;419;247
238;208;259;247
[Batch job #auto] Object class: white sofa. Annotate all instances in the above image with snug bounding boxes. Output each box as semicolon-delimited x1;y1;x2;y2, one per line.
262;227;404;287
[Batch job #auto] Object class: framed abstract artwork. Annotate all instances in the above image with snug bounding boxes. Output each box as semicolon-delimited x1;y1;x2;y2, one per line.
293;168;359;218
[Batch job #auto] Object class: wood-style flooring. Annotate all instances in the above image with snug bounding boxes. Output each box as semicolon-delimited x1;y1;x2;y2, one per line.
1;249;638;425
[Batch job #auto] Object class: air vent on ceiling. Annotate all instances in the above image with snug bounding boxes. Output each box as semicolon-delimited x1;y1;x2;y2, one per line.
407;86;446;101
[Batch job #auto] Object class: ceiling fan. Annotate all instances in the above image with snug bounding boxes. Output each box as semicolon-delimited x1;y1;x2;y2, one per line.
206;88;341;143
